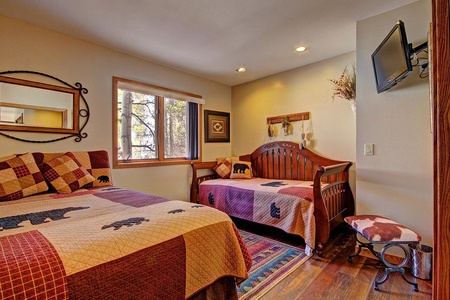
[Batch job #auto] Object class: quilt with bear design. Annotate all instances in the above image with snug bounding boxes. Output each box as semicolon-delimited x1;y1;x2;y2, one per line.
199;178;317;254
0;187;251;300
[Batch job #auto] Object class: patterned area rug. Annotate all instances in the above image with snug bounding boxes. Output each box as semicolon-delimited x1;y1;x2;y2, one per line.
238;230;310;299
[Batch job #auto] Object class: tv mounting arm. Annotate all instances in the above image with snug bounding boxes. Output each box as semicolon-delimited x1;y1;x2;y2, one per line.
409;41;429;77
410;41;428;55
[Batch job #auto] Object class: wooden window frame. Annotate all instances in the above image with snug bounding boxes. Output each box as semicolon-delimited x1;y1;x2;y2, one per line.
112;76;202;168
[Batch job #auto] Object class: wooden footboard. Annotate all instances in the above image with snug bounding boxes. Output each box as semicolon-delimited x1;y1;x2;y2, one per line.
313;163;355;255
190;141;354;255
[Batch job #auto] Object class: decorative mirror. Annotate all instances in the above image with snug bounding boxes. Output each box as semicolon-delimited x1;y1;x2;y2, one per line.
0;70;89;143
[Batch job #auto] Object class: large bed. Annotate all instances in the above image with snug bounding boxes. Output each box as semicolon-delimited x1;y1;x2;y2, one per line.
191;141;355;256
0;150;251;300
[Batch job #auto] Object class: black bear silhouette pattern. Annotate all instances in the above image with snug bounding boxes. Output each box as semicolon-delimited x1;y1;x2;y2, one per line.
208;192;215;205
98;175;110;183
101;187;122;191
168;209;185;214
233;163;250;174
270;202;281;219
0;206;89;231
102;217;149;230
261;181;287;187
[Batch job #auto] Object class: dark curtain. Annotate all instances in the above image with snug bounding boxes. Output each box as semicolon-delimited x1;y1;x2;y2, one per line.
187;102;199;160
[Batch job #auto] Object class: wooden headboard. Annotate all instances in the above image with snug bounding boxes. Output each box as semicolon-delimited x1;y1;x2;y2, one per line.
250;141;349;183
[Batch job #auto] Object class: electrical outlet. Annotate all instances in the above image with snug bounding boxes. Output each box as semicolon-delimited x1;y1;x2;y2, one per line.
364;144;374;156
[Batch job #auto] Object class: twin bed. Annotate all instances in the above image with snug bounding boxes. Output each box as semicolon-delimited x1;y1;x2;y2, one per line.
0;150;251;299
191;141;355;256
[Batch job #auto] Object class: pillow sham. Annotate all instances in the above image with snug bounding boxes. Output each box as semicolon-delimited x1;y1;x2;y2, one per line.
32;150;113;187
0;152;48;201
213;157;232;179
41;152;95;194
230;160;253;179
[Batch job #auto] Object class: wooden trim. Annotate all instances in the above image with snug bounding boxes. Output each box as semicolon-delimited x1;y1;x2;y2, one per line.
113;76;203;100
266;112;310;124
112;77;119;169
0;75;77;94
156;96;164;160
0;102;67;112
432;0;450;299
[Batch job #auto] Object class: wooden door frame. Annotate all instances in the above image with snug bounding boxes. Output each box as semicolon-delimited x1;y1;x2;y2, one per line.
432;0;449;299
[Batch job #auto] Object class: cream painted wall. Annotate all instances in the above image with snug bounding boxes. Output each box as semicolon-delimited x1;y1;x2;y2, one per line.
356;0;433;246
0;16;231;201
232;52;357;189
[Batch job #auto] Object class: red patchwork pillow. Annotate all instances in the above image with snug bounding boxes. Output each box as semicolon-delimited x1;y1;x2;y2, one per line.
0;153;49;201
32;150;112;188
213;157;232;178
41;152;95;194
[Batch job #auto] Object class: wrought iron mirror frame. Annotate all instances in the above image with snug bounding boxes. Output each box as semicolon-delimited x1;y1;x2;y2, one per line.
0;70;90;143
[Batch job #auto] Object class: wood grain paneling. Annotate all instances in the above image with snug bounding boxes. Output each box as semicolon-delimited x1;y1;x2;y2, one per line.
432;0;450;299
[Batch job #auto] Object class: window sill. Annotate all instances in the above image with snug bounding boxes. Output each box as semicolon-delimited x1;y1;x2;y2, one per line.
113;159;200;169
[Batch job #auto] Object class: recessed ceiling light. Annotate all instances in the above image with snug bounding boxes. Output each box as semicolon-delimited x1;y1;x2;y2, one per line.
236;67;247;73
294;46;307;53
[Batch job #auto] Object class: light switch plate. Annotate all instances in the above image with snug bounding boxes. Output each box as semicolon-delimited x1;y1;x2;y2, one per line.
364;144;374;156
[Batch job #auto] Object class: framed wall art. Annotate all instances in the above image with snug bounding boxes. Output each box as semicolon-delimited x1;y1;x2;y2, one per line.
204;110;230;142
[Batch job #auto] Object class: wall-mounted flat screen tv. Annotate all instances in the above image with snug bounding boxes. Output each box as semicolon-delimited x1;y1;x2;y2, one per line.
371;20;412;93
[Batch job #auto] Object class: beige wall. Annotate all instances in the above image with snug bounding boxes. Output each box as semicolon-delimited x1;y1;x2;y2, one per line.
232;52;357;188
0;15;231;201
356;0;433;246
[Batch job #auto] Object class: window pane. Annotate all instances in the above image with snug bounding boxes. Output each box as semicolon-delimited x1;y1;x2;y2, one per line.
164;98;187;158
113;77;202;167
117;89;157;160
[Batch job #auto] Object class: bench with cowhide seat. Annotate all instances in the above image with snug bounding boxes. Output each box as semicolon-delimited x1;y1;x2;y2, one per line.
344;215;421;292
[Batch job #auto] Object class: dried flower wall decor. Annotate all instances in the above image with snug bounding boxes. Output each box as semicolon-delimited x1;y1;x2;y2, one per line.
330;64;356;116
330;64;356;101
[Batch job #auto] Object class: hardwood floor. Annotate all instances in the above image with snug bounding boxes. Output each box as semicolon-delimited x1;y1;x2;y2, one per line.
233;218;432;300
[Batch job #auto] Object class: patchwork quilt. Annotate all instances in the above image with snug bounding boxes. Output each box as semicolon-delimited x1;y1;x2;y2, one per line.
199;178;317;253
0;187;252;300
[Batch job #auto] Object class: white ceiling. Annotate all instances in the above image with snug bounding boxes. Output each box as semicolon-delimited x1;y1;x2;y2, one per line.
0;0;418;86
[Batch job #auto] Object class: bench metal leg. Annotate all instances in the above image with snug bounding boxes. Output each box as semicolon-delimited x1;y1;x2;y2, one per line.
348;232;380;262
348;232;419;292
374;266;418;291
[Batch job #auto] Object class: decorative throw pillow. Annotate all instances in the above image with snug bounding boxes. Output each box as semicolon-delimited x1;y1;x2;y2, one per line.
230;160;253;179
71;151;112;187
0;153;48;201
41;152;95;194
213;157;232;178
32;150;113;188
